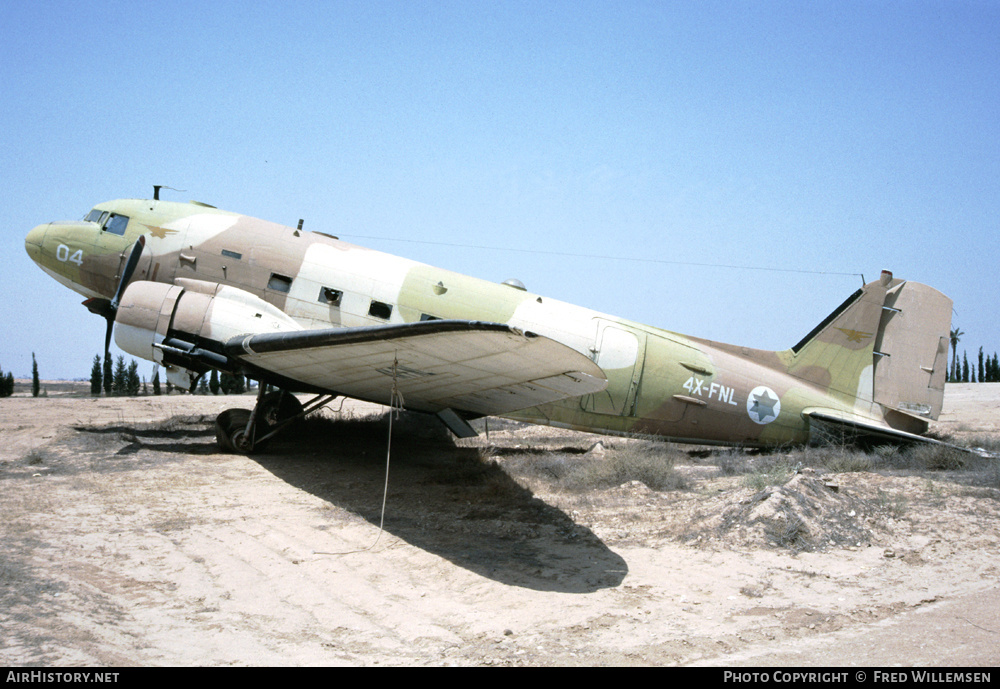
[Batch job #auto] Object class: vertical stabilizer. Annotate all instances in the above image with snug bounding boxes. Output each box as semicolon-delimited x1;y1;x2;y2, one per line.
788;271;891;407
788;271;952;432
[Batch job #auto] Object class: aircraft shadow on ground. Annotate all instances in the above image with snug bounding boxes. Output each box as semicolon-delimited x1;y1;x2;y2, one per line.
68;413;628;591
250;412;629;592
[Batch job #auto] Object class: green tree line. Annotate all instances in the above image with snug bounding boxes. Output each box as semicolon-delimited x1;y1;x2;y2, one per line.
949;329;999;383
0;362;15;397
89;355;246;396
950;347;1000;383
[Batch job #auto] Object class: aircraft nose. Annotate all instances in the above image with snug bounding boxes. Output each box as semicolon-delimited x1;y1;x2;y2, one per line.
25;223;49;263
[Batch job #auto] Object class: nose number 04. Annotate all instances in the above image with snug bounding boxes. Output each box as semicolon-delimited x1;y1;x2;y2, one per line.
56;244;84;266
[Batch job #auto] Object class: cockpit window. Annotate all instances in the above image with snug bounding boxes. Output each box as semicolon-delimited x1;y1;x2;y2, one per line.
104;214;129;236
84;209;129;235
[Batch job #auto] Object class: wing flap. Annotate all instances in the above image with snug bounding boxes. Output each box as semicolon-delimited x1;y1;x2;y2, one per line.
226;320;607;415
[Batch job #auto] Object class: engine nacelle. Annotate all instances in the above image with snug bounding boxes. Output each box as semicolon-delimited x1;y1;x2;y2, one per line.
114;279;301;366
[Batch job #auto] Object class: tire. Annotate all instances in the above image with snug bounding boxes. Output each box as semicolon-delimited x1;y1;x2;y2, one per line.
258;391;304;429
215;408;252;453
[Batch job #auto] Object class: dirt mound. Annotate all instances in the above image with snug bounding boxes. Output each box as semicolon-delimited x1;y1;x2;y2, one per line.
712;471;887;552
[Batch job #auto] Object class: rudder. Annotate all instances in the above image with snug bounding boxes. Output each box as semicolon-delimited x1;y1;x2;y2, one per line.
872;279;952;424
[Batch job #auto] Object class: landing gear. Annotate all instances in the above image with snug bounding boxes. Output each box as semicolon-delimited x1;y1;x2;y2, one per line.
215;408;252;453
214;384;337;454
257;391;304;428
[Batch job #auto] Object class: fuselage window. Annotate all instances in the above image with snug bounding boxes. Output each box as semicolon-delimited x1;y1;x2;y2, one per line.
368;300;393;320
104;214;129;236
318;287;342;306
267;273;293;292
221;249;243;260
84;209;105;223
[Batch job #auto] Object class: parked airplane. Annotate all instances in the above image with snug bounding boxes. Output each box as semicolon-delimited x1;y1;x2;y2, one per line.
24;191;952;453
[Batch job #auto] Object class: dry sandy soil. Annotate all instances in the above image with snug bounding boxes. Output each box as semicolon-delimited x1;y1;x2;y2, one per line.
1;382;998;666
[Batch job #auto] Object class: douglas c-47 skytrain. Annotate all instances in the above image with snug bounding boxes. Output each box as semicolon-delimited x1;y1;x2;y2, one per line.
25;190;953;453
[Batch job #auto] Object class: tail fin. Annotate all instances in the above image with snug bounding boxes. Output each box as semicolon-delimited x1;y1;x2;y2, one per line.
789;271;952;432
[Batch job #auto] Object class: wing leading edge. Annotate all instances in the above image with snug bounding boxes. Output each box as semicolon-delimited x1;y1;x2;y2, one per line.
225;319;608;416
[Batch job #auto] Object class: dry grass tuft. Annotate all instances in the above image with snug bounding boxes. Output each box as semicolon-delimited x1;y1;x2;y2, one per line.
574;441;688;491
498;439;688;493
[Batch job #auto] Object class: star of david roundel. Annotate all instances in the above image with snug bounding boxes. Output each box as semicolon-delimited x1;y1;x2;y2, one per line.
746;386;781;425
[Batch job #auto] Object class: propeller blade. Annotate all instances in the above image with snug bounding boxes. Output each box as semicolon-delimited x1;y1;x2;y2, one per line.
110;235;146;311
104;316;114;362
90;235;146;365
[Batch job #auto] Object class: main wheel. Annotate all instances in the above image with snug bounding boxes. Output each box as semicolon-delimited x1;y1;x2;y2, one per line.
215;408;253;453
258;391;304;430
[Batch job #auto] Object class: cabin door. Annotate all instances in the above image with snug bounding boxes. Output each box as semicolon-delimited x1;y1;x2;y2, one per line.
581;320;646;416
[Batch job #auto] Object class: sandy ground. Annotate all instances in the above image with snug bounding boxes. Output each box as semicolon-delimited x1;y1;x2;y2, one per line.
1;383;998;666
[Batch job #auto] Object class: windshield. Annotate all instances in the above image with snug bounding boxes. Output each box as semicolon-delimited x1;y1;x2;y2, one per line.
84;209;108;224
83;209;129;235
105;214;129;235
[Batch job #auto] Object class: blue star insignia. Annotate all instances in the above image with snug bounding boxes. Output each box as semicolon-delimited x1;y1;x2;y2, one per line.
750;389;779;423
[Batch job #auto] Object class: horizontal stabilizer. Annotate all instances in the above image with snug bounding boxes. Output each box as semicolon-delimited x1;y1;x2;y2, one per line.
803;408;961;450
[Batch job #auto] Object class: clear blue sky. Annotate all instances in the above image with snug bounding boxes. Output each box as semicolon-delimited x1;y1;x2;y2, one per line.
1;0;997;380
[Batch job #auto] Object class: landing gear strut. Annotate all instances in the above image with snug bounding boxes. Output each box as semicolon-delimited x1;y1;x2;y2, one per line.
214;384;337;454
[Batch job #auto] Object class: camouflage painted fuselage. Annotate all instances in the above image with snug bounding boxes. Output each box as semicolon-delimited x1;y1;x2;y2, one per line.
26;198;951;447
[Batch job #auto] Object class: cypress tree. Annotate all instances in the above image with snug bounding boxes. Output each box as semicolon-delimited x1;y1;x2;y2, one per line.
31;353;40;397
209;369;220;395
90;355;102;396
113;356;127;396
103;357;112;396
126;360;140;396
962;352;970;383
0;363;9;398
152;368;161;395
978;347;985;384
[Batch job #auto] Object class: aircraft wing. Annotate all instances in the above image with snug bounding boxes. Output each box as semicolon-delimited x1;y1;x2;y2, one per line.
224;320;607;416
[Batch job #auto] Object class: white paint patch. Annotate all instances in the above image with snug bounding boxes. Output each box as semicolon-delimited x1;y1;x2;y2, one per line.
595;326;639;371
510;298;604;358
854;364;875;411
288;243;420;325
313;244;417;297
114;322;162;362
204;286;301;341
